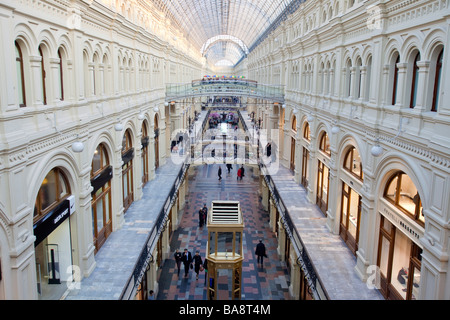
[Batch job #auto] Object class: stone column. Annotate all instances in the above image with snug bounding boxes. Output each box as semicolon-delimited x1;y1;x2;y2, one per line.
49;57;62;103
359;66;367;101
395;62;408;107
413;61;430;111
29;55;44;106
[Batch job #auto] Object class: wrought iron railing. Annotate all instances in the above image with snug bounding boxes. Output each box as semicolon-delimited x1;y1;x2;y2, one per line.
119;158;190;300
119;112;212;300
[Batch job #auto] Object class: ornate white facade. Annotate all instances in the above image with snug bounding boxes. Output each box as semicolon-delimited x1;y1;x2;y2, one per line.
245;0;450;300
0;0;202;299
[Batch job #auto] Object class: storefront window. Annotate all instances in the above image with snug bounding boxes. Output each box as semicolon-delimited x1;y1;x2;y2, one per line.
122;130;134;212
390;230;412;299
343;147;363;180
34;168;70;223
340;182;361;254
383;171;423;226
303;122;310;141
316;160;329;215
377;211;423;300
319;132;330;156
141;121;149;184
91;143;112;253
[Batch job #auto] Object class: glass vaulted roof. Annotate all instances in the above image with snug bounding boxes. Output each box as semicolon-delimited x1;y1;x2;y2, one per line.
153;0;297;67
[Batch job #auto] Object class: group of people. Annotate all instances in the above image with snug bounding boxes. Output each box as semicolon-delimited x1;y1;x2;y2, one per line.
173;239;267;283
218;164;245;181
174;248;208;282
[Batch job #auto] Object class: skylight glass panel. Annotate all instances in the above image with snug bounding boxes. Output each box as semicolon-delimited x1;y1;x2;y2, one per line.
152;0;297;67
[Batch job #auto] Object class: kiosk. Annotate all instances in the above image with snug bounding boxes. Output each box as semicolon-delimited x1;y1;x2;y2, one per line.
206;200;244;300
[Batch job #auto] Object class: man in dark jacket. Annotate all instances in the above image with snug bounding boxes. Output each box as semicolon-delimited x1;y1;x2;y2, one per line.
255;239;267;267
182;248;193;277
174;249;182;276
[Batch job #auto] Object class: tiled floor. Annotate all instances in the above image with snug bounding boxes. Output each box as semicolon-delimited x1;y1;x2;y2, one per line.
157;163;291;300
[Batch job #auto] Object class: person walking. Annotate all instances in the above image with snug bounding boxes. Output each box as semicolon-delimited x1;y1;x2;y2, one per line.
199;208;205;228
181;248;193;277
237;167;242;180
239;165;245;180
218;166;222;180
193;251;203;280
174;249;182;276
255;239;267;267
226;163;233;174
202;204;208;225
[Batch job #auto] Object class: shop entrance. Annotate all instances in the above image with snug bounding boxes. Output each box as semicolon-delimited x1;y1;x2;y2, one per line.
34;198;75;300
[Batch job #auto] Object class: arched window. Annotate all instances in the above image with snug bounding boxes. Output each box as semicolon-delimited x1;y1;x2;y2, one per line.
291;115;297;132
410;52;420;108
34;168;70;223
57;49;64;101
319;132;330;156
355;58;362;99
38;45;47;105
392;55;400;105
383;171;424;226
92;143;109;175
432;48;443;112
365;56;372;102
15;41;26;107
343;147;363;180
303;122;310;141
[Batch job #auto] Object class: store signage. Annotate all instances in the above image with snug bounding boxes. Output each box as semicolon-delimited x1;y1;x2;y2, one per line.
33;197;74;246
91;165;113;195
379;201;423;244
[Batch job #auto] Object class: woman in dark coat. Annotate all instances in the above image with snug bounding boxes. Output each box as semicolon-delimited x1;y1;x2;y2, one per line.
199;208;205;227
193;251;203;280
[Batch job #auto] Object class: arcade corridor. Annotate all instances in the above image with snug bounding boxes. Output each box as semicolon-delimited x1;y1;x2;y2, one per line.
156;164;291;300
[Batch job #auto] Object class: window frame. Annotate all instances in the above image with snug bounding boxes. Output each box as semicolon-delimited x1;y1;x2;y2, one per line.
383;171;424;227
319;132;330;156
431;48;443;112
15;41;26;107
343;147;363;181
409;52;420;109
34;168;71;224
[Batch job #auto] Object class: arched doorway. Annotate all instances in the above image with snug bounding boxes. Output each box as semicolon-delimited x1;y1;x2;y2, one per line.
122;129;134;212
290;115;297;172
154;114;160;169
377;170;424;300
33;167;74;299
339;146;363;255
91;143;113;254
316;131;330;216
141;120;150;185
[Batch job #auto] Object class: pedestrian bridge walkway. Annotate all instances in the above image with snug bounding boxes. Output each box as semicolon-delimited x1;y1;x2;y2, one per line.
166;78;285;104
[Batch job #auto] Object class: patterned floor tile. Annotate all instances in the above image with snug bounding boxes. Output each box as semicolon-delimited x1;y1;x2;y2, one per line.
156;164;291;300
